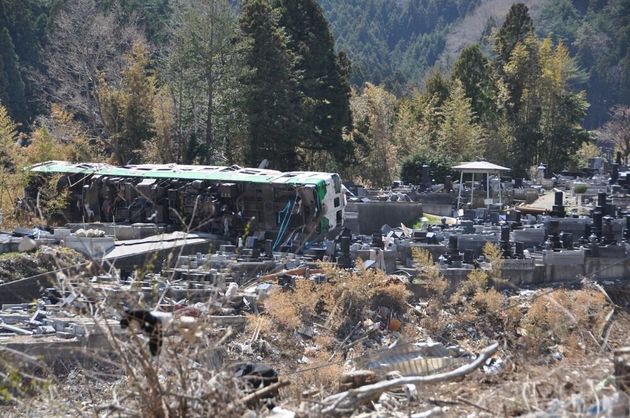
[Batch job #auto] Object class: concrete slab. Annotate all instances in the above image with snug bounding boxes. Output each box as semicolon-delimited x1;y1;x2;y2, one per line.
103;231;217;272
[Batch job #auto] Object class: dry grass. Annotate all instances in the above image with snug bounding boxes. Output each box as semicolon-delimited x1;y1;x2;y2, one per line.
4;276;251;418
285;351;344;400
521;289;609;356
2;238;625;417
263;261;411;339
412;248;448;298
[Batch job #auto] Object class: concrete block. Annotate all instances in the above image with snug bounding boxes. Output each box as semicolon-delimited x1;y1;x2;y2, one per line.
64;235;115;258
457;234;498;257
586;257;630;280
501;258;536;286
512;228;545;249
543;249;586;282
354;202;423;235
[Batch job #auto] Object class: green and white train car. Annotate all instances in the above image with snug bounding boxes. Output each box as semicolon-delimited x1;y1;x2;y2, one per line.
26;161;346;250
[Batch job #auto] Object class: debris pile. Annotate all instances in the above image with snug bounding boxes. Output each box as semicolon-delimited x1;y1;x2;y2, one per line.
3;158;630;415
0;246;85;284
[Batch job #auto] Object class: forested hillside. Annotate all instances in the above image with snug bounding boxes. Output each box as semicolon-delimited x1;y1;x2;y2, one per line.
317;0;480;90
0;0;627;198
319;0;630;127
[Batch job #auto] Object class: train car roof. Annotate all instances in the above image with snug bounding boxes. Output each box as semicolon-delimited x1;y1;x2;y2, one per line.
29;161;336;187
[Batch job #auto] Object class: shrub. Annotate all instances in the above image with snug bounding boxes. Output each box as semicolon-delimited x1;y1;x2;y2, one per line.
400;153;454;185
521;289;609;354
573;183;588;194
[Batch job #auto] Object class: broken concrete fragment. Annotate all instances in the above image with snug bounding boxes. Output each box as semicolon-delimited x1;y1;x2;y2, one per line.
268;407;296;418
18;236;37;252
37;325;56;334
0;320;32;335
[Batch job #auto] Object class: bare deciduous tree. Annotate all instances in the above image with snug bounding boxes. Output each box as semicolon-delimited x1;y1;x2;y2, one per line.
40;0;145;135
603;105;630;162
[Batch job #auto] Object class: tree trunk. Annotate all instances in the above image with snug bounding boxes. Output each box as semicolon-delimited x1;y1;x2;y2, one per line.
205;75;214;162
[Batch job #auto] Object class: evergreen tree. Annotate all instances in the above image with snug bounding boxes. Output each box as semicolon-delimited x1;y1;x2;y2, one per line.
422;70;450;106
274;0;354;166
0;0;47;123
503;36;589;174
166;0;245;163
503;34;542;174
240;0;302;171
495;3;534;69
0;28;26;122
451;44;497;123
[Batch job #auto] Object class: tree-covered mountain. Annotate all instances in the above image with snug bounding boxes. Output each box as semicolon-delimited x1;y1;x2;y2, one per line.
318;0;481;92
318;0;630;127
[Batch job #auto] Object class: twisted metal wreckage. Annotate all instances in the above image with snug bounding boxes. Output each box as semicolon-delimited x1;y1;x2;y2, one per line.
20;161;347;252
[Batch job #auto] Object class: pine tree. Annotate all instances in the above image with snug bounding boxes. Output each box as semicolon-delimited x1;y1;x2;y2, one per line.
0;28;26;122
240;0;302;171
495;3;534;69
422;70;450;106
274;0;353;166
452;45;497;124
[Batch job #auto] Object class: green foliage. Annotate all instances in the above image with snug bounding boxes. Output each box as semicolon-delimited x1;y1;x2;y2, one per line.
500;32;590;174
438;79;486;162
494;3;534;70
347;83;398;186
98;43;156;165
538;0;630;128
400;153;453;185
0;0;48;123
574;183;588;194
422;70;451;106
240;0;302;171
275;0;354;167
0;27;26;122
165;0;248;164
451;44;497;124
538;0;580;44
318;0;480;93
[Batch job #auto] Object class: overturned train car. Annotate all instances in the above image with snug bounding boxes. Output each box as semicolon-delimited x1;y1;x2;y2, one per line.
25;161;345;250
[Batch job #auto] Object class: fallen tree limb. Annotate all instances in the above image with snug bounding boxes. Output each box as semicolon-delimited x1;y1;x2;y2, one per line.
320;342;499;416
600;308;616;351
241;380;290;406
456;396;497;415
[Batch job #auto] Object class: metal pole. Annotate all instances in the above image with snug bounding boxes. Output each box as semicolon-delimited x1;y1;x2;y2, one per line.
457;170;463;212
487;172;490;208
470;172;474;209
499;173;503;208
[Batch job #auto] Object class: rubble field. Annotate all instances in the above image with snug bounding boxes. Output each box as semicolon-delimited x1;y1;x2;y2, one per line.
3;161;630;416
1;254;629;417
